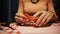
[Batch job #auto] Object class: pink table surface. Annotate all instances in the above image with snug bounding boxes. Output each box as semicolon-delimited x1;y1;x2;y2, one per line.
16;22;60;34
0;22;60;34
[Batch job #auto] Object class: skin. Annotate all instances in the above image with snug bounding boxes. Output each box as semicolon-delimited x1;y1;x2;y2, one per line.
3;24;20;34
15;0;58;26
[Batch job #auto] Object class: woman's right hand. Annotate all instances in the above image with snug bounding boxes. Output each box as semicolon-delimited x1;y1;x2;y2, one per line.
15;13;37;26
15;13;27;24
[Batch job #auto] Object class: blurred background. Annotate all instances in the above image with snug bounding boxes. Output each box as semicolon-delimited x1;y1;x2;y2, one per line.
0;0;18;26
0;0;18;22
0;0;60;26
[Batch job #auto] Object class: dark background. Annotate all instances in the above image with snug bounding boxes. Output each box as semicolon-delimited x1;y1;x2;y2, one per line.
0;0;60;23
53;0;60;20
0;0;18;22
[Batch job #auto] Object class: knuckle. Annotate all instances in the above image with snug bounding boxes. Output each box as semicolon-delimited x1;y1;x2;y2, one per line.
15;17;18;20
15;16;17;19
44;12;47;14
48;13;50;15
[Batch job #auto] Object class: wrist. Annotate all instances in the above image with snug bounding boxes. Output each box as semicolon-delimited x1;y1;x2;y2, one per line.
16;13;24;17
50;13;59;21
48;11;58;22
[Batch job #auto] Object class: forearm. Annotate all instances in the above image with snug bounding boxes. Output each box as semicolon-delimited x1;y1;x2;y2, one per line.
16;0;24;16
16;8;23;15
48;0;59;21
51;13;58;21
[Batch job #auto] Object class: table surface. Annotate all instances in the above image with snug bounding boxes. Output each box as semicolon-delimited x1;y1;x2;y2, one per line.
0;21;60;34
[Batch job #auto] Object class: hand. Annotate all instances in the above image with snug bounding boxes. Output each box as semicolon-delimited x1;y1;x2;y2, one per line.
3;24;20;34
15;13;35;25
15;13;37;26
33;11;54;26
15;13;27;25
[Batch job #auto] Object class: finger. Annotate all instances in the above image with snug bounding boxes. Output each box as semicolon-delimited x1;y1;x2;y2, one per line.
10;24;18;30
15;17;25;23
15;15;26;22
38;13;50;26
33;11;42;17
24;21;37;26
6;29;13;33
15;15;28;22
4;27;11;30
16;13;27;20
16;18;24;22
36;12;47;25
44;14;53;25
15;16;25;25
4;27;13;32
10;24;15;27
16;13;24;17
15;16;20;20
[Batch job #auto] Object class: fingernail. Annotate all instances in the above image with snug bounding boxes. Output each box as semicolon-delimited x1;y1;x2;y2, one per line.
21;23;24;25
33;23;38;26
12;25;17;29
39;24;41;26
4;27;10;30
10;24;14;27
26;22;30;24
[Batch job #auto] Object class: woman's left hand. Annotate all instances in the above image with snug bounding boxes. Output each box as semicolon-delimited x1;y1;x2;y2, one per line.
33;11;54;26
